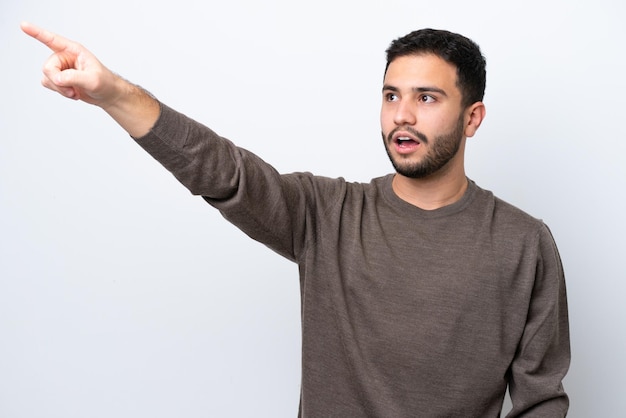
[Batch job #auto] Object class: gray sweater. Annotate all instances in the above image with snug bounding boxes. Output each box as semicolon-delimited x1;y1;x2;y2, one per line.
134;103;570;417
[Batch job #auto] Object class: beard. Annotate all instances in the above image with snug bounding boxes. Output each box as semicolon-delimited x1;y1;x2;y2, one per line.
382;115;465;179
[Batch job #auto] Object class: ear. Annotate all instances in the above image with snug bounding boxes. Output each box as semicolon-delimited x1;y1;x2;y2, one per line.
464;102;486;138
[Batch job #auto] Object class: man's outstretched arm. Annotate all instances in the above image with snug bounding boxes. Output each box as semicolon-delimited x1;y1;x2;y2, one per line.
21;21;160;138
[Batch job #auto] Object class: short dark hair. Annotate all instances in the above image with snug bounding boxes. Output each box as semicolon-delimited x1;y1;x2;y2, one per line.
385;29;486;107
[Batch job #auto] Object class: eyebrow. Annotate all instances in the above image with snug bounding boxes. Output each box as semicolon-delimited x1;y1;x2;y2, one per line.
382;85;448;97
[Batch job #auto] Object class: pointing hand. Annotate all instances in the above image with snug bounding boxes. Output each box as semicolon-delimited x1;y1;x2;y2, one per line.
22;22;160;137
21;21;122;108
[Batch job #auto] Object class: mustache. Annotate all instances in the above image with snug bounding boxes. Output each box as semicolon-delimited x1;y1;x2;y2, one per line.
387;126;429;144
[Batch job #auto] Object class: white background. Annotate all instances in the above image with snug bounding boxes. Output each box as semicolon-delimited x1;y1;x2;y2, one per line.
1;0;625;417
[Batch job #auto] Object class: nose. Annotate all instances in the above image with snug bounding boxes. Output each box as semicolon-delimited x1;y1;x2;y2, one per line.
393;99;416;126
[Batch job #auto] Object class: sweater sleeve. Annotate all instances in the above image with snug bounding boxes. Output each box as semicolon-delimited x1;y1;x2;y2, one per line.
131;102;318;261
506;224;571;417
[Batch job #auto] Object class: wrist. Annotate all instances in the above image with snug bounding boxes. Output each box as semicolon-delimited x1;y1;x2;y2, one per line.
102;77;161;138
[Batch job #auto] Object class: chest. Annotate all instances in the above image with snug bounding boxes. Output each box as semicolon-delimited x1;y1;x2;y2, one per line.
308;207;536;357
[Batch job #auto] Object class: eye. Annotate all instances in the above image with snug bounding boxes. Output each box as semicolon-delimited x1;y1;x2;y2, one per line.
419;94;436;103
385;92;399;102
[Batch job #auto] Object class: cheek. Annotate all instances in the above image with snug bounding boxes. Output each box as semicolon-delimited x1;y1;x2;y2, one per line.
432;114;459;134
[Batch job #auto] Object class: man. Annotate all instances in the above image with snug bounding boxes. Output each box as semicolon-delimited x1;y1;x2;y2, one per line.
22;22;570;417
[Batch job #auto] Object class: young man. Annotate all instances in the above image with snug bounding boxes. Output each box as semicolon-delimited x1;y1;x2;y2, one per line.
22;22;570;417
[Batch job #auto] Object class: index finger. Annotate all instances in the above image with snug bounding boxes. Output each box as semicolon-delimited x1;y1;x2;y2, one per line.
20;21;74;53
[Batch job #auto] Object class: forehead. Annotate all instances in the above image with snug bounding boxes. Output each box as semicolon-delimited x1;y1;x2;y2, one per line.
384;54;460;94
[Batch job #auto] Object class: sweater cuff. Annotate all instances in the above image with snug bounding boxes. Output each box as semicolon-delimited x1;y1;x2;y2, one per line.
131;101;193;171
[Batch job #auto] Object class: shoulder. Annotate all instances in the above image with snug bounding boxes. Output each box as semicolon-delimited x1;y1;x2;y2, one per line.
474;182;544;227
281;173;391;195
469;182;555;250
470;183;563;279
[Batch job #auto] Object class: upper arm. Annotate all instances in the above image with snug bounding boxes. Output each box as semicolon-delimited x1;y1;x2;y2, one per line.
506;225;570;417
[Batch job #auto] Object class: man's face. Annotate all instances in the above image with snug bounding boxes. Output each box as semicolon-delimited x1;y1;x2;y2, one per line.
381;54;467;179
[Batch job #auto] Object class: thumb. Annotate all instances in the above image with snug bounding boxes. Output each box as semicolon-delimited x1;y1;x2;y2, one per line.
43;69;90;101
52;66;113;105
55;68;83;87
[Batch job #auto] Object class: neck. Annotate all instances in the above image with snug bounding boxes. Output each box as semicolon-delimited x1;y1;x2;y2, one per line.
392;164;468;210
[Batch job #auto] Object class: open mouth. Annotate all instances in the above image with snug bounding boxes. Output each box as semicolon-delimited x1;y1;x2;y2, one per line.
391;127;424;145
396;136;419;145
389;130;424;154
393;134;422;150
